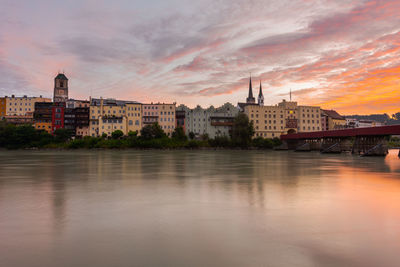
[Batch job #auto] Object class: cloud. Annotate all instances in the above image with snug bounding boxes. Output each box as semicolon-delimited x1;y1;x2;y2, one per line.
0;0;399;113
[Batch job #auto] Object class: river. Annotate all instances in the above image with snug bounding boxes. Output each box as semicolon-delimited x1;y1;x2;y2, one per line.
0;150;400;267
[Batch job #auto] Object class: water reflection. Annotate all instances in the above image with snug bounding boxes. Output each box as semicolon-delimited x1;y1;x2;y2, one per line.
0;150;399;267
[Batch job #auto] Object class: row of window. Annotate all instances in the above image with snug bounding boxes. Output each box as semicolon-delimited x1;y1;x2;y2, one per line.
8;108;32;111
302;114;319;118
255;132;276;137
251;114;283;119
255;126;283;130
8;102;32;106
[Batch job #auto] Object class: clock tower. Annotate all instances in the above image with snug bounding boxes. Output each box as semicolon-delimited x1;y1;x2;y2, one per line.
53;73;68;102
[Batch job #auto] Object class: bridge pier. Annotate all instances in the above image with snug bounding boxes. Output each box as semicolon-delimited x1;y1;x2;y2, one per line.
352;136;388;156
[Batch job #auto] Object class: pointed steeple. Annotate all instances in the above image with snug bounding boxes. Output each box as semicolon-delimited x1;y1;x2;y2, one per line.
258;80;264;106
246;75;255;104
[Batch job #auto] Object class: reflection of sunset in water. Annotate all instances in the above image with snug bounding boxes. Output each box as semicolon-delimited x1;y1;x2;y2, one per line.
0;150;400;267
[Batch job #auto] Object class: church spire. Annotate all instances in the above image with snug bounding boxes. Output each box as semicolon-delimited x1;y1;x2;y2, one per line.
258;80;264;106
246;75;255;104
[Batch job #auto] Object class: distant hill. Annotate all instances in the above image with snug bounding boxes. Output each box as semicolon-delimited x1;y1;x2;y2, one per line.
345;112;400;125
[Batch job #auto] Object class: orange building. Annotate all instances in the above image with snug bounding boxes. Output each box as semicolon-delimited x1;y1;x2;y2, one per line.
34;121;52;133
0;97;6;118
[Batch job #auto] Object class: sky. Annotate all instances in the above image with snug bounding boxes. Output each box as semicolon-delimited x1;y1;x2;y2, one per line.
0;0;399;115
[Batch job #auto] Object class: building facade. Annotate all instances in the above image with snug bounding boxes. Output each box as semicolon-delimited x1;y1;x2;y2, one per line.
52;102;65;133
178;103;239;139
0;97;6;118
321;109;346;130
75;107;90;137
244;100;321;138
6;95;51;116
89;98;142;137
142;103;176;136
34;102;53;133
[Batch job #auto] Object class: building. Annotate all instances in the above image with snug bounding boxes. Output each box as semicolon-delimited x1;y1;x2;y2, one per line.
0;97;6;118
5;95;51;116
64;108;76;133
89;98;142;137
177;103;239;138
321;109;346;130
53;73;68;102
175;109;186;132
257;81;264;106
75;107;90;137
4;114;34;126
244;100;321;138
34;102;53;133
52;102;65;133
66;99;90;108
238;77;321;138
246;76;256;104
345;118;383;128
238;77;264;111
142;103;176;136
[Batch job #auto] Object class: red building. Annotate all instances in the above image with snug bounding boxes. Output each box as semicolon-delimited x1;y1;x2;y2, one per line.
52;102;65;133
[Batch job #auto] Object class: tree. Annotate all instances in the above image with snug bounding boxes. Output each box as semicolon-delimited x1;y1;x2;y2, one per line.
188;131;195;140
128;130;138;137
231;113;254;147
111;130;124;139
140;123;166;140
101;133;108;139
54;128;73;143
172;127;187;141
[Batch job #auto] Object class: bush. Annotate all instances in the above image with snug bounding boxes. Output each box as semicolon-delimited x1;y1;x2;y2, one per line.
111;130;124;139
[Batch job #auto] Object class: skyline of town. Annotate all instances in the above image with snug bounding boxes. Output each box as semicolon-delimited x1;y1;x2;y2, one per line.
1;0;399;115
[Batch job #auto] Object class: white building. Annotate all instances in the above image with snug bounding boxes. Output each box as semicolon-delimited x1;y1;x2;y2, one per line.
177;103;239;139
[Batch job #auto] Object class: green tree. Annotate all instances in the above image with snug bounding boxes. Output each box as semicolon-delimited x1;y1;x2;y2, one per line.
111;130;124;139
140;123;166;140
128;130;138;137
101;133;108;139
231;113;254;147
54;128;73;143
171;127;187;141
188;131;195;140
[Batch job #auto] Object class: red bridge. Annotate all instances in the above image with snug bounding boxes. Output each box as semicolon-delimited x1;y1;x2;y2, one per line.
280;125;400;156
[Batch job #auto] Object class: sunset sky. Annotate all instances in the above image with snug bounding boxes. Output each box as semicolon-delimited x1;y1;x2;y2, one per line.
1;0;399;115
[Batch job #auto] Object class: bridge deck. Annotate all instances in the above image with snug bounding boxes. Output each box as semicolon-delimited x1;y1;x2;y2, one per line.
281;125;400;140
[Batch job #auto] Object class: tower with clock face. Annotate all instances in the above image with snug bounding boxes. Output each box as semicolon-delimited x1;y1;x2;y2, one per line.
53;73;68;102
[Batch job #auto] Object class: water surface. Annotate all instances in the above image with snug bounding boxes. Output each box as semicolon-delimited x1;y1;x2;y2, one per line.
1;150;400;267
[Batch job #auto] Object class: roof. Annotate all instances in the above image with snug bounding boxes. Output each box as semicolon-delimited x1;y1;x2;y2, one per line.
55;73;68;80
322;109;345;120
90;98;140;106
238;102;259;110
281;125;400;140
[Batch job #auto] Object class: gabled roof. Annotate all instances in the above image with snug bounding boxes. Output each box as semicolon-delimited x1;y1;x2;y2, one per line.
322;109;345;120
55;73;68;80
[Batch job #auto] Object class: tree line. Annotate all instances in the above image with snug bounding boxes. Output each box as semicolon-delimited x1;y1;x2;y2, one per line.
0;113;282;150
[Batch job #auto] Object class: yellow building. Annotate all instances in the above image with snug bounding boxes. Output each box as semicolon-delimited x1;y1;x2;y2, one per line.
244;100;321;138
0;97;6;118
6;95;51;116
321;109;346;130
142;103;176;136
89;98;142;137
239;78;321;138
